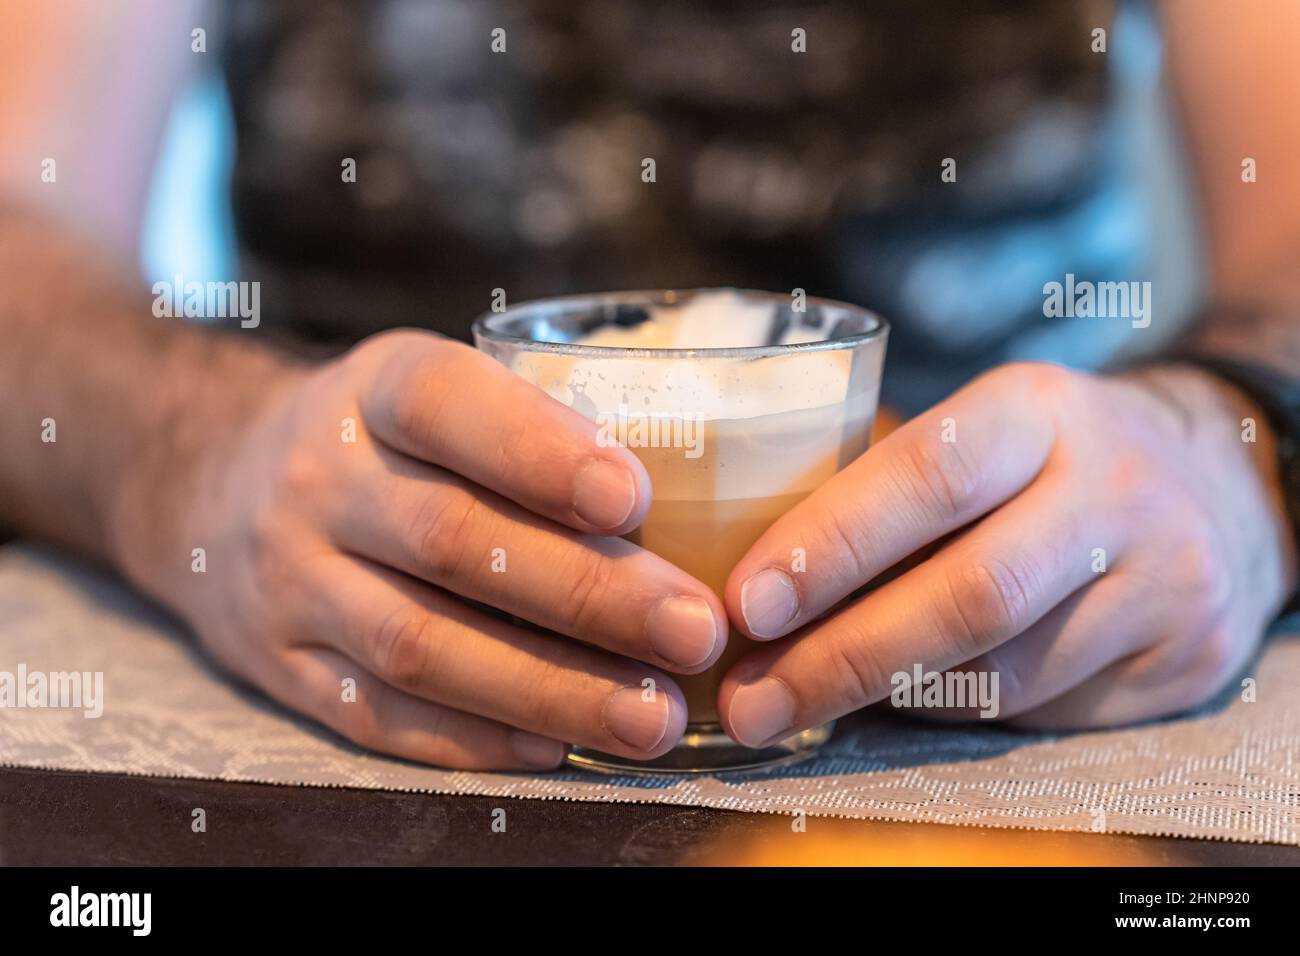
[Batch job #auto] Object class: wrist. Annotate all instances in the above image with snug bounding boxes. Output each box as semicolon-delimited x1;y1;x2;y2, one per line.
107;330;309;609
1118;362;1299;616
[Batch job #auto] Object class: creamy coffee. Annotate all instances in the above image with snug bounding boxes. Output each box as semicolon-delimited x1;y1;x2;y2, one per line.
523;291;880;726
627;404;872;721
475;288;887;768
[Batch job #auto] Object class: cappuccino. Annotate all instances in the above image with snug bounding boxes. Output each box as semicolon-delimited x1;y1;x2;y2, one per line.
475;288;887;769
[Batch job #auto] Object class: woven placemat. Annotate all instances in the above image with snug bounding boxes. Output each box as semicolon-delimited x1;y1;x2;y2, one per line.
2;544;1297;844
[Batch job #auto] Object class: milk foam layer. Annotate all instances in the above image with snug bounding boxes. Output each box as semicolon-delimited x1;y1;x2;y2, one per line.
508;291;879;502
512;290;861;423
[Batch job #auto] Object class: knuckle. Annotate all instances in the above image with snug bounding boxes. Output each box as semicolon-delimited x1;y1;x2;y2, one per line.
975;648;1022;719
486;411;535;488
388;347;460;449
376;687;455;749
1002;361;1079;400
1188;625;1238;699
819;503;873;582
355;327;430;359
1107;450;1158;506
412;487;481;582
823;626;891;710
279;445;328;500
369;603;440;691
338;697;382;748
556;551;618;635
511;656;571;736
900;434;981;523
246;506;294;591
944;557;1036;650
991;361;1088;426
387;386;425;446
1173;521;1234;623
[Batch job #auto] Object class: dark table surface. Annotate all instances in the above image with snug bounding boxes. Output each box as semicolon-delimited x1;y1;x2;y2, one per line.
3;766;1298;866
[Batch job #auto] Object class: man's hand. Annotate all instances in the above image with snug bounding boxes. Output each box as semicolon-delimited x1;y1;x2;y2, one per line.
114;330;729;770
719;362;1297;744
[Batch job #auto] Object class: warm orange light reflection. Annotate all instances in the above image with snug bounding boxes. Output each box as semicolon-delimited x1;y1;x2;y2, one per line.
687;817;1171;867
871;406;905;443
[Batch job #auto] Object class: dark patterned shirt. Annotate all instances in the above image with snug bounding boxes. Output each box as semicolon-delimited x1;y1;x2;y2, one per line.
222;0;1134;410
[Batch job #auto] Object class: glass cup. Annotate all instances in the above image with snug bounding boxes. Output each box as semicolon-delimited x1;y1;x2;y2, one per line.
474;288;888;773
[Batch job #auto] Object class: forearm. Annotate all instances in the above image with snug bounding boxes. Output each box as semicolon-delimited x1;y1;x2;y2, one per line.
0;205;299;576
1174;272;1300;378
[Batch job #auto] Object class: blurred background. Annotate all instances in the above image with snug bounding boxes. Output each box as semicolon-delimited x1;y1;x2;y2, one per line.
7;0;1202;412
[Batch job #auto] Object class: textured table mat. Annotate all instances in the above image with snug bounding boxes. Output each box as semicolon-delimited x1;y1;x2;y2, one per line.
2;544;1298;844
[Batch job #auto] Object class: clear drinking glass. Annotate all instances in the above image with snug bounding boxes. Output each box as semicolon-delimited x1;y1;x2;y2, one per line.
474;289;888;773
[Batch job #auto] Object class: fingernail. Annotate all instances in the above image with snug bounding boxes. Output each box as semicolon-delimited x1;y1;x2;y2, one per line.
573;459;637;529
603;686;670;752
728;677;796;748
741;568;799;638
510;730;567;769
646;595;720;668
